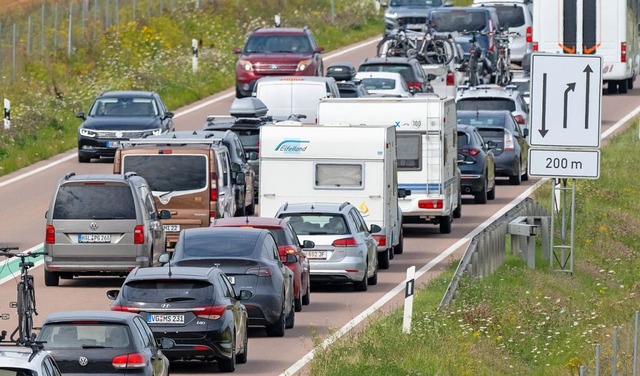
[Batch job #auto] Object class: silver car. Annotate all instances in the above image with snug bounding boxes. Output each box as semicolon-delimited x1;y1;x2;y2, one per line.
0;345;62;375
275;202;379;292
383;0;453;35
455;84;530;133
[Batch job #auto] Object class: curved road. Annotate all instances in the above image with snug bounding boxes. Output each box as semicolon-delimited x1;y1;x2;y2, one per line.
1;37;639;375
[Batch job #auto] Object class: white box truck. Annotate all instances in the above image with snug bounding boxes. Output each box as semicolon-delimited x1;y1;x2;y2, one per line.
258;122;404;269
317;96;461;234
532;0;639;94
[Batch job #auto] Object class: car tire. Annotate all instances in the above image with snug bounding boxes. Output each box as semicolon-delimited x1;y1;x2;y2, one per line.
607;82;618;94
394;229;404;254
487;181;496;200
218;343;236;372
265;309;286;337
618;80;628;94
378;249;390;270
509;161;522;185
389;247;394;260
44;270;59;287
236;331;248;364
285;302;295;329
453;192;462;219
294;292;302;313
353;263;368;292
235;86;244;98
628;77;635;90
474;178;488;204
522;167;529;182
439;215;452;234
367;266;378;286
78;155;90;163
302;279;311;306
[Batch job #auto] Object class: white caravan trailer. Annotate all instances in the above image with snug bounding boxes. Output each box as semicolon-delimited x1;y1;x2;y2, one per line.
317;96;461;234
532;0;640;94
258;122;403;269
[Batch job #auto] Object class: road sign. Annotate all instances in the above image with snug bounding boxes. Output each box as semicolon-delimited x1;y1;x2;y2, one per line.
529;54;602;148
528;149;600;179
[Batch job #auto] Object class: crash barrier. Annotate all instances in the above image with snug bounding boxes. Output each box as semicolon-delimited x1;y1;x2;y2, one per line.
439;197;550;310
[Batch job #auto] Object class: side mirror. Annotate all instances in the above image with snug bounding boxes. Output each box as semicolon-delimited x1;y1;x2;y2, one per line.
230;162;241;172
76;112;86;120
427;73;437;81
164;111;175;119
158;337;176;350
158;210;171;220
301;240;315;249
232;47;242;54
235;171;246;186
398;188;411;199
285;254;298;263
106;290;119;301
370;224;382;233
238;289;253;300
315;47;325;54
522;128;529;138
158;252;171;264
247;151;259;161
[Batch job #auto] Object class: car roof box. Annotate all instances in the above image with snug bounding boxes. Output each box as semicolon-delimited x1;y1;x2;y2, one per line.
326;62;356;81
229;97;268;118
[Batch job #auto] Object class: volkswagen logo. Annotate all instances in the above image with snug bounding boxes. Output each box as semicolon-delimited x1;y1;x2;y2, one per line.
78;356;89;366
89;222;99;231
115;131;124;138
271;64;278;69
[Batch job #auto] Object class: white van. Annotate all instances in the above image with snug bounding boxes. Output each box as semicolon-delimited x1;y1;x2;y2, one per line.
253;76;340;123
318;96;461;234
258;122;404;269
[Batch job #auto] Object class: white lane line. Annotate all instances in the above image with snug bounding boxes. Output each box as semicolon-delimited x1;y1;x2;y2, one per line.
0;244;46;285
0;153;76;189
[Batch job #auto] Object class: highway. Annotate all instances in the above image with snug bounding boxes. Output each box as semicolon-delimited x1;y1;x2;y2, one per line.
1;36;639;375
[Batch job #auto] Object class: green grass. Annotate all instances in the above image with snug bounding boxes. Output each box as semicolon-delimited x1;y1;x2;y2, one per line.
309;122;640;375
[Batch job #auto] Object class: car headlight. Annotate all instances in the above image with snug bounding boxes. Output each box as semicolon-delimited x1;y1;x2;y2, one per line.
297;59;312;71
79;128;96;137
238;59;253;71
385;12;398;19
151;129;162;136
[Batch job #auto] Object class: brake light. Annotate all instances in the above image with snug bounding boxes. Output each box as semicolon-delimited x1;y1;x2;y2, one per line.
278;246;297;262
407;82;422;91
514;114;526;125
504;132;515;151
159;149;172;154
195;305;226;320
245;266;272;277
526;26;532;43
331;237;358;247
134;225;144;244
372;235;386;247
210;188;218;201
446;71;455;86
110;305;140;313
46;225;55;244
533;42;538;52
461;148;480;156
621;42;627;63
112;353;146;369
418;199;443;209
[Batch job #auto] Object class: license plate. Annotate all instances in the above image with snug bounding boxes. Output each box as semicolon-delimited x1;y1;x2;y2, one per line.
147;314;185;324
305;251;327;259
107;141;120;148
227;276;235;285
78;234;111;243
407;24;423;30
163;224;180;232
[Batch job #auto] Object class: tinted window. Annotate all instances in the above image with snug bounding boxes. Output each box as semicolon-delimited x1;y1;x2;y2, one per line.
234;129;260;152
244;35;312;54
431;10;487;32
281;214;347;235
89;97;158;117
122;155;207;192
397;133;422;170
390;0;443;6
53;183;135;220
458;113;507;127
493;5;525;28
361;78;397;90
39;323;131;349
123;279;214;303
180;232;258;258
456;98;516;112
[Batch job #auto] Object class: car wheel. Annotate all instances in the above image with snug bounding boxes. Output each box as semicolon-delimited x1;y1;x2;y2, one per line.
394;229;404;254
218;342;236;372
236;330;248;364
265;308;285;337
628;77;635;90
353;261;368;292
509;161;522;185
294;290;302;313
607;82;618;94
367;265;378;286
378;249;390;270
618;79;628;94
453;192;462;219
44;270;59;287
302;278;311;306
474;178;488;204
522;167;529;182
78;155;90;163
235;86;244;98
285;302;295;329
389;246;394;260
487;181;496;200
439;215;452;234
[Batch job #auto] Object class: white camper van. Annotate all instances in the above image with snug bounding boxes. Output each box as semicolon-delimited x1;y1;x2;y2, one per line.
317;96;461;234
258;122;404;269
532;0;639;94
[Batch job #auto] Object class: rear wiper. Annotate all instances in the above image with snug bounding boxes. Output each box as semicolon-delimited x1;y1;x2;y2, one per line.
82;345;108;349
164;296;195;302
159;191;175;198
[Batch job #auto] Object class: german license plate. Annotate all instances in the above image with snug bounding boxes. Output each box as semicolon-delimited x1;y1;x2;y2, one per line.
78;234;111;243
227;276;235;285
147;314;185;324
107;141;120;148
163;224;180;232
305;251;327;259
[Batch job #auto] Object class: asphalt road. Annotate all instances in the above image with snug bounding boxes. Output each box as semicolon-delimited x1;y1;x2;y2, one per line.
1;36;639;375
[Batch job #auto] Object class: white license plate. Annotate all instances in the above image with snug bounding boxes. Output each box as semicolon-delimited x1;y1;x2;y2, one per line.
147;314;185;324
107;141;120;148
407;24;424;30
163;224;180;232
305;251;327;259
78;234;111;243
227;276;235;285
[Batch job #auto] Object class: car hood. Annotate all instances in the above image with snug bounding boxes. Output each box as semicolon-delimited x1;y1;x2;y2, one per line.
238;53;312;63
80;116;161;130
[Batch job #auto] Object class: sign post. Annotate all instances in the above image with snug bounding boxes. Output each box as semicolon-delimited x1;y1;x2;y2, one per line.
402;266;415;334
191;39;198;73
3;99;10;130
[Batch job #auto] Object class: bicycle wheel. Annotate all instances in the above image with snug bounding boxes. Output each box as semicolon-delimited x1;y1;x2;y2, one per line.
376;36;399;57
16;281;31;343
436;38;456;65
468;57;478;86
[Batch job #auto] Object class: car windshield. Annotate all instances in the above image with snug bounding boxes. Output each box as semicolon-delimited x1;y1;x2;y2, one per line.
281;214;348;235
359;64;415;84
458;114;506;128
179;232;258;258
431;11;487;32
493;5;525;28
89;97;158;117
53;183;135;220
123;279;214;303
39;323;131;349
456;98;516;112
122;154;208;192
390;0;443;6
244;35;312;54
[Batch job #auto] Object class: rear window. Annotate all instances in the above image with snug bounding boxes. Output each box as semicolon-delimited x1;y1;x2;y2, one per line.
458;114;506;127
397;133;422;170
123;279;214;303
180;232;258;258
431;10;487;32
122;154;207;192
361;78;397;90
477;128;506;143
456;98;516;112
359;64;415;84
39;323;131;349
53;183;135;220
234;129;260;152
281;214;348;235
493;5;525;28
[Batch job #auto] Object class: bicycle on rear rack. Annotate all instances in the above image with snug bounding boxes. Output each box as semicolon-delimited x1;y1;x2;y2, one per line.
494;29;519;86
460;30;492;87
0;245;47;345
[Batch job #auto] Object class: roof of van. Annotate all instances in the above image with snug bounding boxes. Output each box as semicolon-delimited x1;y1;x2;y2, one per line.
255;76;337;84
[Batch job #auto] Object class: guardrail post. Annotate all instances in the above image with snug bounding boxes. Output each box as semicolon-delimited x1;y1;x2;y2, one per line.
540;216;550;260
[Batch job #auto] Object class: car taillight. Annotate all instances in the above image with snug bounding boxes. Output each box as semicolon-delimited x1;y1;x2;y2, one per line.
112;353;146;369
245;266;272;277
504;132;515;151
372;235;386;247
134;225;144;244
621;42;627;63
331;237;358;247
446;71;455;86
278;246;297;262
533;42;538;52
461;148;480;156
46;225;55;244
110;305;140;313
418;199;443;209
514;114;526;125
407;82;422;91
526;26;532;43
195;305;226;320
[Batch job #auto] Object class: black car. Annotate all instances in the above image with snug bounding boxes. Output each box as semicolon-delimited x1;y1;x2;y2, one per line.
326;61;369;98
358;56;433;93
36;311;172;375
77;91;174;163
160;227;296;337
107;266;249;372
457;124;496;204
457;110;529;185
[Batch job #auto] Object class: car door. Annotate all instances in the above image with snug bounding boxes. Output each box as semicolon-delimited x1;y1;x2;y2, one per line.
474;128;495;185
265;235;292;312
215;148;235;218
348;208;376;275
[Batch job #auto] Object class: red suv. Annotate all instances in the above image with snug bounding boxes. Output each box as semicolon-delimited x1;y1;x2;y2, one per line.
233;27;325;98
211;217;314;312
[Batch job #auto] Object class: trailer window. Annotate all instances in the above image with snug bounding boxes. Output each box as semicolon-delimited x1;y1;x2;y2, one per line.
315;163;363;189
397;134;422;171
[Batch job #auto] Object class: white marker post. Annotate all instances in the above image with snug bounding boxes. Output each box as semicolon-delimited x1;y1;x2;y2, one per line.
402;266;415;333
3;99;10;130
191;39;199;73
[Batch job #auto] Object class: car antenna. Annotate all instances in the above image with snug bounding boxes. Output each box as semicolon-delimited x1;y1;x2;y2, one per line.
167;255;172;277
245;216;250;224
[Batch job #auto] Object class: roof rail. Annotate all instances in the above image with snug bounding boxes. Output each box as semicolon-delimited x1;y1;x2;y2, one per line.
120;138;223;147
64;172;76;180
338;202;351;211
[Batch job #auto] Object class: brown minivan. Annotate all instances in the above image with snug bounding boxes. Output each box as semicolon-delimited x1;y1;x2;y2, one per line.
114;132;245;248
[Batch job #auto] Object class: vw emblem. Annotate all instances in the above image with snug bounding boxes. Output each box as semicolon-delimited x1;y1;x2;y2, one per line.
78;356;89;366
89;222;99;231
160;196;170;205
115;131;124;138
271;64;278;69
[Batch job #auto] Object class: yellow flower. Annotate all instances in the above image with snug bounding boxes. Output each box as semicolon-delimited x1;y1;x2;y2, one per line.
473;331;480;338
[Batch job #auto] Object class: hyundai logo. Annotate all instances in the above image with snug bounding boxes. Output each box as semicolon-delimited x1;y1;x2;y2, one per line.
89;222;99;230
78;356;89;366
115;131;124;138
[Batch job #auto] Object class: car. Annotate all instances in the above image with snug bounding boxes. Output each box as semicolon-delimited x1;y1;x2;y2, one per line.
107;266;250;372
457;110;529;185
0;343;63;376
510;73;530;104
36;311;172;375
326;62;370;98
233;27;325;98
43;172;170;286
455;84;530;132
421;40;466;98
457;124;496;204
161;227;295;337
354;71;413;97
358;56;433;93
211;216;315;312
76;90;175;163
382;0;453;35
275;202;379;292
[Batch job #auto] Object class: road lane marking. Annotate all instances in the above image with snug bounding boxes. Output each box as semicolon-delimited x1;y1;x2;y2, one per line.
0;244;45;285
